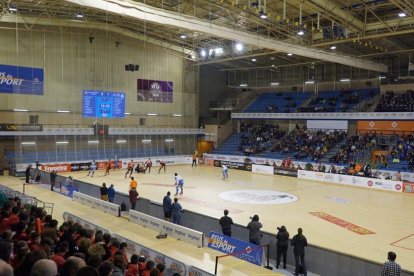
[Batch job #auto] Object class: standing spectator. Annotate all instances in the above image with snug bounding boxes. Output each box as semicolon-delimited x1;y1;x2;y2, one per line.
171;198;183;225
50;170;57;191
162;192;172;222
192;153;197;167
291;228;307;276
247;215;262;245
108;184;115;203
25;164;32;184
276;226;289;269
219;209;233;237
129;177;138;190
381;251;401;276
100;183;108;201
129;187;139;210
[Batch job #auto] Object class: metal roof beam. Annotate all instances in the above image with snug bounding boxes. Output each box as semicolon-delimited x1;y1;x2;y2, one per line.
64;0;387;72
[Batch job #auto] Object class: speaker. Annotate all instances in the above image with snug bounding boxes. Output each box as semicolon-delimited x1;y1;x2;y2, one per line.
129;64;135;71
125;65;130;71
134;65;139;71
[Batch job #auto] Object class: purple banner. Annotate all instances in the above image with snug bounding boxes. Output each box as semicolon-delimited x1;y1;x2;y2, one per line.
137;79;173;103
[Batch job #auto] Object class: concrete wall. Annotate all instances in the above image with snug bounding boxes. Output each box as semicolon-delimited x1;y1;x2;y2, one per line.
0;26;198;127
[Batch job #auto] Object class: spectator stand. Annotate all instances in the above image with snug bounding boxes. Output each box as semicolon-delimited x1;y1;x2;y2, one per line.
63;212;214;276
244;92;312;113
0;184;54;215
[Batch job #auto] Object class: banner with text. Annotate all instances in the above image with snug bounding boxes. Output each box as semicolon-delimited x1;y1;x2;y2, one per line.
73;191;120;217
208;232;263;266
129;210;204;247
0;64;44;95
137;79;173;103
298;170;403;193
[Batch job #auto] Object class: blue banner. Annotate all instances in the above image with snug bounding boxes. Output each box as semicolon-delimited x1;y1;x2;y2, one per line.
207;232;263;266
0;64;44;95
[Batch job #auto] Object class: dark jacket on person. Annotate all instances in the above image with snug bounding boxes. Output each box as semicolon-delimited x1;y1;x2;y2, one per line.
276;228;290;247
219;215;233;233
247;220;263;241
129;189;139;204
291;233;307;254
163;195;172;213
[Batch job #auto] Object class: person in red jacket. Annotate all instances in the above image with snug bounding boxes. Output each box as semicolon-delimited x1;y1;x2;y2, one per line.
125;254;139;276
104;159;112;176
129;187;139;210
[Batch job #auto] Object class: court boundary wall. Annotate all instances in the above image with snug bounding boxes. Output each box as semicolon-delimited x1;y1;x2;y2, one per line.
36;168;414;276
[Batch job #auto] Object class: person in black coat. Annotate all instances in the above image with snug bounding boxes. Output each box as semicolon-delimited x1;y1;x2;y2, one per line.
219;209;233;237
276;225;289;269
291;228;308;276
25;165;32;183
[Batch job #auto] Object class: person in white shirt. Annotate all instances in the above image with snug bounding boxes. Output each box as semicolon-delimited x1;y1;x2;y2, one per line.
222;165;228;180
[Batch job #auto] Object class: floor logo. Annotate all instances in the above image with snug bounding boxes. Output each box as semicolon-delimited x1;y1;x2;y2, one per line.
219;190;298;204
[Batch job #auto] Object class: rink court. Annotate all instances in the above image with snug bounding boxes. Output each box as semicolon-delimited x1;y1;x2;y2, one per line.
2;164;414;274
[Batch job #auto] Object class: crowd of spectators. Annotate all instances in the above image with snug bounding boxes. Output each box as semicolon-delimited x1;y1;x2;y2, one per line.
272;127;347;161
239;122;286;156
375;90;414;112
0;195;172;276
386;134;414;170
330;132;377;165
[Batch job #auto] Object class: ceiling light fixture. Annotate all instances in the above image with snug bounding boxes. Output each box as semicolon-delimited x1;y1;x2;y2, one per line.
56;141;69;145
398;12;407;17
9;5;17;12
235;43;243;51
305;80;315;84
165;139;174;142
142;139;152;143
287;53;293;56
180;34;187;39
13;109;28;112
270;82;279;86
57;110;70;113
116;139;127;144
239;83;248;87
75;12;84;18
21;142;36;145
251;58;257;62
200;49;206;57
297;30;305;36
147;113;157;116
340;78;350;82
330;45;336;50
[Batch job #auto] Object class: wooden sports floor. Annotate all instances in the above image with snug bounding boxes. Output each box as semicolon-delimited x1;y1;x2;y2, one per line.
2;164;414;274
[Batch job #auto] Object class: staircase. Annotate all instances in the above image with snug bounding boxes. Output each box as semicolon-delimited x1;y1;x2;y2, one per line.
212;133;242;155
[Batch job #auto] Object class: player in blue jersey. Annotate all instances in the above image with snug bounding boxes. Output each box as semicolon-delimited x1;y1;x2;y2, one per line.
174;173;184;196
222;164;228;180
87;160;97;177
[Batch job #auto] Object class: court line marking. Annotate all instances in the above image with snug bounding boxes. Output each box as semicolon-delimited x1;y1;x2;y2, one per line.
390;233;414;251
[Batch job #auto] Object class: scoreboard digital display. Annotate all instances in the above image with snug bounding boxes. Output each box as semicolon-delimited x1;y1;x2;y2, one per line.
82;90;125;118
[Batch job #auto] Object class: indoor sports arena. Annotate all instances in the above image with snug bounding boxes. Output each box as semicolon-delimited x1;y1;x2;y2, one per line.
0;1;414;276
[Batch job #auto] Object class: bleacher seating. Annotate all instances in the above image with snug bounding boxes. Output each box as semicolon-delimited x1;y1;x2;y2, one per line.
299;88;378;112
245;92;311;113
269;129;347;162
330;133;377;166
376;135;414;172
375;90;414;112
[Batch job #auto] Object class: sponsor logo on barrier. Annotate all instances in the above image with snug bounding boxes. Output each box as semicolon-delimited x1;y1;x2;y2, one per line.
367;180;373;187
274;168;298;177
41;164;71;173
129;210;203;247
395;184;402;191
208;232;263;266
